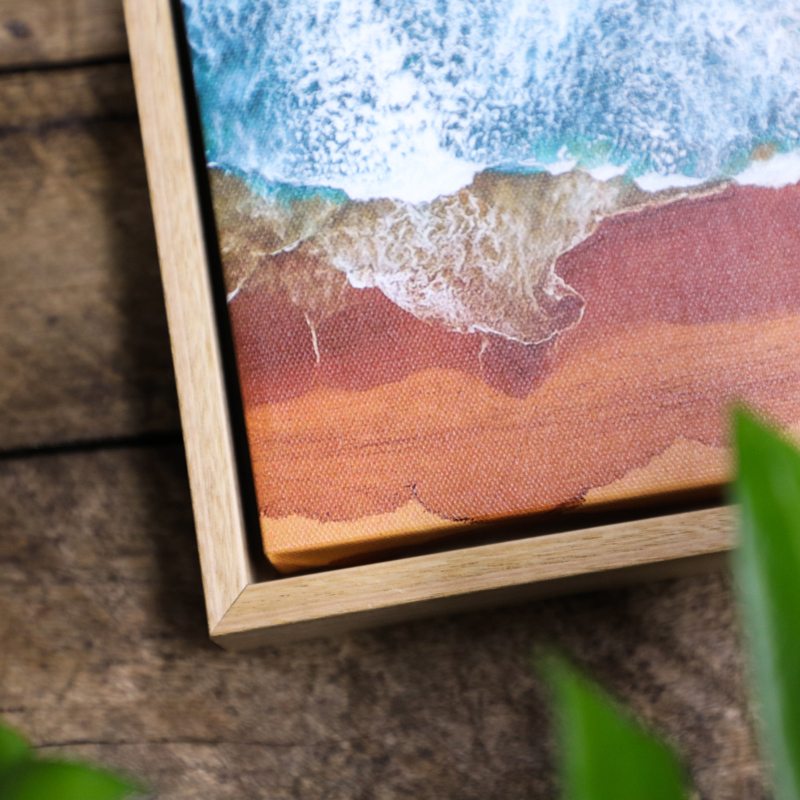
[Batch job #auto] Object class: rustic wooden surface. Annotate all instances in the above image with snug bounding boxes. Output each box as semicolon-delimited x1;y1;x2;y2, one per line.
0;63;178;450
0;447;764;799
0;3;768;798
0;0;127;68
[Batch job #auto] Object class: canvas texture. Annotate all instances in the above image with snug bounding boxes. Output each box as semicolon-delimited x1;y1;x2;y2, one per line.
180;0;800;573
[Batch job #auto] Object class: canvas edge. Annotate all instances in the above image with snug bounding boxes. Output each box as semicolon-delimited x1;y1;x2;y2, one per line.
123;0;252;630
210;507;735;650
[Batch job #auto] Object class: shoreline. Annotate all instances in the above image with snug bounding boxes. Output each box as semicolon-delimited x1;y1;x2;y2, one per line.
218;166;729;356
214;145;800;208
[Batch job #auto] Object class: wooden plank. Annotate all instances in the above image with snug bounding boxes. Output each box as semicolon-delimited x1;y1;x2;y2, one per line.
0;0;127;69
0;63;179;451
124;0;251;627
0;58;135;124
213;506;735;648
0;445;763;799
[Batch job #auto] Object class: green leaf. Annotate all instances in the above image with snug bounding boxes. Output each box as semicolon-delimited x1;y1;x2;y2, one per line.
733;409;800;800
0;760;138;800
541;651;689;800
0;724;30;772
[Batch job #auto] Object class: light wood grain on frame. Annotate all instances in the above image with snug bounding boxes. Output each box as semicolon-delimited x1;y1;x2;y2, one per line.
212;507;734;649
123;0;251;628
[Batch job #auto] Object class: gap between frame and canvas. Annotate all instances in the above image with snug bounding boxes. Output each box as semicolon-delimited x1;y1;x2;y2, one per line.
123;0;737;651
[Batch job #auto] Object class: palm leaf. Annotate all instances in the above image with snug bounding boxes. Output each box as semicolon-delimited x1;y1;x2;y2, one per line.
0;724;30;772
0;722;140;800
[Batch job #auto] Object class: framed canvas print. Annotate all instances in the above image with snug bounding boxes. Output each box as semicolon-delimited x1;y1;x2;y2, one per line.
123;0;800;648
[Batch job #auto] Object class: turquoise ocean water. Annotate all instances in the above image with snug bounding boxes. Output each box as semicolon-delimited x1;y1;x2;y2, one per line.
182;0;800;204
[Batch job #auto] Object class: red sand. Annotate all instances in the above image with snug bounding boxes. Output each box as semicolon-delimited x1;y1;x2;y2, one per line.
228;181;800;564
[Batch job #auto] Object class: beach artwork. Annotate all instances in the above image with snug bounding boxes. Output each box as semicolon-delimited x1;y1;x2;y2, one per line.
181;0;800;573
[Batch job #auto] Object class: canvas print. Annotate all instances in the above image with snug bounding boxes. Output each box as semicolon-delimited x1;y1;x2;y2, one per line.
181;0;800;573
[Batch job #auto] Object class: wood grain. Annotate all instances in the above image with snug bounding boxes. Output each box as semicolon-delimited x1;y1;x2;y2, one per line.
124;0;252;628
0;63;179;451
214;507;734;648
0;445;764;799
0;0;127;68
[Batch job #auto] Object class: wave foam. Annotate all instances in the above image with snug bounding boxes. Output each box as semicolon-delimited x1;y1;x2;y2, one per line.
733;150;800;189
184;0;800;203
304;170;722;344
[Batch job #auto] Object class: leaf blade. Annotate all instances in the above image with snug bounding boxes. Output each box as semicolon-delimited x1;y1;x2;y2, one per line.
733;409;800;800
0;724;30;772
542;651;689;800
0;760;138;800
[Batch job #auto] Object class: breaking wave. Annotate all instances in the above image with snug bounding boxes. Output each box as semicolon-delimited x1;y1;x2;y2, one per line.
216;167;725;345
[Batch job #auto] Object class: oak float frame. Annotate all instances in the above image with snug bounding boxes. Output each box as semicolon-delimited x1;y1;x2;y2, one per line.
123;0;736;650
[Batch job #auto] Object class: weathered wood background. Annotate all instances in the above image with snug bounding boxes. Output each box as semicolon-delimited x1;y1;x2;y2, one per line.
0;2;768;797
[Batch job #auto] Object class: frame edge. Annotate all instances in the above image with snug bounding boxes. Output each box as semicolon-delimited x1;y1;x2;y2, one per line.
123;0;252;628
211;506;735;650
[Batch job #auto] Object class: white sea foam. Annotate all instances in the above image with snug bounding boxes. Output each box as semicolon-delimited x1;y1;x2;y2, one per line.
184;0;800;204
539;148;579;177
341;145;800;202
633;172;710;192
587;163;628;182
631;148;800;193
340;146;800;201
733;150;800;189
305;171;718;345
330;138;484;203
